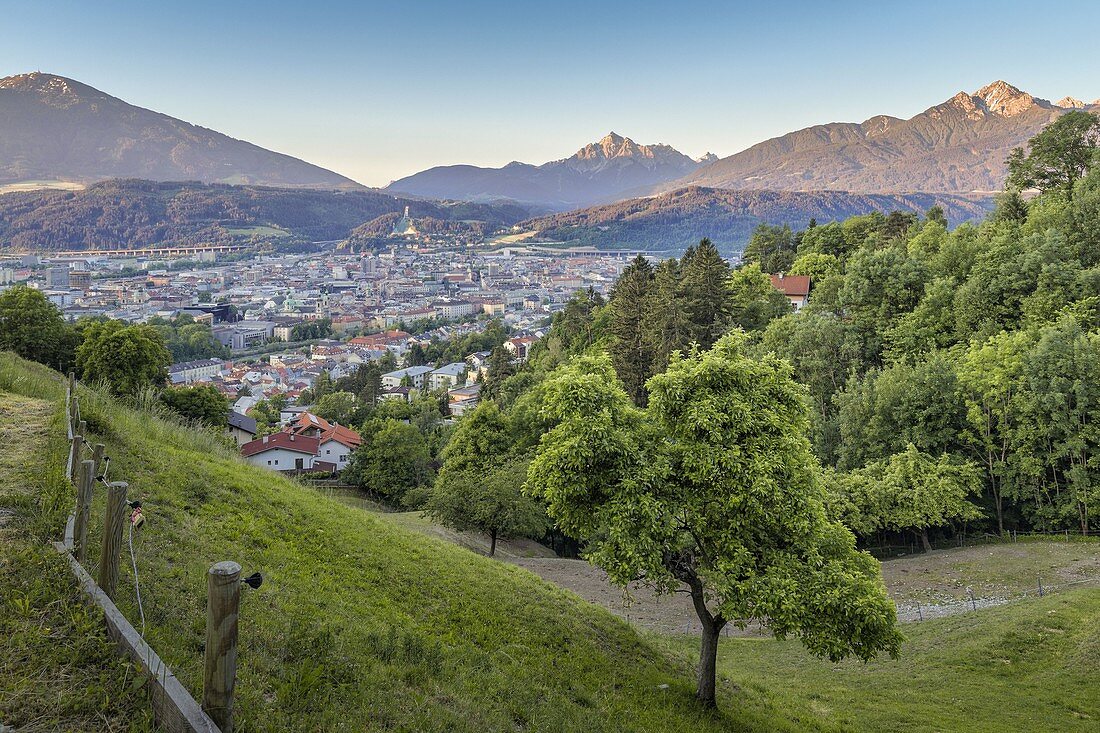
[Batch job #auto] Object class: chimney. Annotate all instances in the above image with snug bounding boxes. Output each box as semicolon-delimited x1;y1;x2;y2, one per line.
289;434;295;441
262;435;268;444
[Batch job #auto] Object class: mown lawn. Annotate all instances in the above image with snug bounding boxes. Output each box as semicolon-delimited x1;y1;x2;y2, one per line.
658;588;1100;732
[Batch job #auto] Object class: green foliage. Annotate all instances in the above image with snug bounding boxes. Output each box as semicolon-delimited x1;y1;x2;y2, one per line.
788;252;840;281
312;390;360;425
160;383;229;426
607;255;656;405
743;223;797;273
147;314;229;361
343;419;433;505
832;445;983;546
76;321;171;396
0;285;74;370
428;457;548;556
728;262;791;333
1008;110;1100;198
527;335;901;705
290;318;332;341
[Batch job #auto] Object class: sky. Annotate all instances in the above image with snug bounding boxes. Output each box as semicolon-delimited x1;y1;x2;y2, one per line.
2;0;1099;187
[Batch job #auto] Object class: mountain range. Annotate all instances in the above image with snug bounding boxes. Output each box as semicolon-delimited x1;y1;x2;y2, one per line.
667;81;1098;195
385;132;715;210
0;72;359;190
518;187;994;252
387;81;1098;210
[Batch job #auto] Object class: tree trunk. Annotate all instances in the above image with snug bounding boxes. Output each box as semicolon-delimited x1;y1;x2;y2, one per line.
686;580;726;708
920;528;932;552
489;529;497;557
696;618;722;707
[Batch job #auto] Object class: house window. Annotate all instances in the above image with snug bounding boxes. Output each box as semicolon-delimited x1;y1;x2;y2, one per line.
274;460;279;465
267;460;271;465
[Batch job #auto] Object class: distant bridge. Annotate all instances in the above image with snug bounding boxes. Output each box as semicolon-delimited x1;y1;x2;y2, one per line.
39;243;253;258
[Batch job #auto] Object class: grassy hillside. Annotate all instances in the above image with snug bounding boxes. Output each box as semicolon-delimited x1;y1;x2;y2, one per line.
659;588;1100;732
0;352;820;732
4;350;1098;732
0;364;152;730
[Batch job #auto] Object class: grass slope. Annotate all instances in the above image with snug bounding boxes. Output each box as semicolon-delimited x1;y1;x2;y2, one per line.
0;353;812;733
0;368;152;731
658;588;1100;732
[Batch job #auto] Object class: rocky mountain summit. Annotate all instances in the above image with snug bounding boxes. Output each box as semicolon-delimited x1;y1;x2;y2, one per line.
385;132;709;210
660;81;1095;195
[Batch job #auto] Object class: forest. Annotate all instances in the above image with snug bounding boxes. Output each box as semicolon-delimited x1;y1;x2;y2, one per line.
0;179;530;250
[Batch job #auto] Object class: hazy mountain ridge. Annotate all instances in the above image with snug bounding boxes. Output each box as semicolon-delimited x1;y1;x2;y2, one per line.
664;81;1097;194
519;186;994;252
385;132;710;210
0;72;361;189
0;179;529;251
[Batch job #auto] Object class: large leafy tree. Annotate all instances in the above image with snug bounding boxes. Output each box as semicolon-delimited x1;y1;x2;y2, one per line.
343;418;433;505
834;445;983;550
956;330;1031;535
429;458;548;557
1008;110;1100;199
527;334;901;707
429;401;548;555
160;384;229;426
0;285;73;369
77;322;171;396
728;262;791;333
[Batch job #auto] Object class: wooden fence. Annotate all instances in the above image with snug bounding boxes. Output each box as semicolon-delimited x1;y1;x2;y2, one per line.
56;376;243;733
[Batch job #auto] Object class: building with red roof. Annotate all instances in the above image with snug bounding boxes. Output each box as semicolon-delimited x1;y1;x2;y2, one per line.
769;273;811;311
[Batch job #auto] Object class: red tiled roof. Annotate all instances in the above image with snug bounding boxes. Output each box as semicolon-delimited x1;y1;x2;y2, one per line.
769;274;811;297
320;424;363;449
240;432;319;457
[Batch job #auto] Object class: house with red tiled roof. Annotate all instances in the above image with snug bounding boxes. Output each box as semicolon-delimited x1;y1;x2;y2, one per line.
769;274;811;311
241;411;362;473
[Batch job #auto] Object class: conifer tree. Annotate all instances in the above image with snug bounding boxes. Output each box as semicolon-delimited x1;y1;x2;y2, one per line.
607;255;656;405
679;238;733;350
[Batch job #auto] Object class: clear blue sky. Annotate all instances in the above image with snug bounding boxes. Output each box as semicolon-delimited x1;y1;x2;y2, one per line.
2;0;1098;186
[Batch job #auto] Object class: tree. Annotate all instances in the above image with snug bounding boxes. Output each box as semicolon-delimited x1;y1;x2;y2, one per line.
835;445;983;550
0;285;71;369
678;238;732;350
160;384;229;426
926;205;948;228
1008;111;1100;198
429;458;548;556
727;263;791;333
743;223;796;273
527;335;901;707
643;257;691;374
313;391;360;425
607;255;655;405
789;252;840;281
343;419;433;504
956;330;1031;535
481;345;516;400
77;322;171;396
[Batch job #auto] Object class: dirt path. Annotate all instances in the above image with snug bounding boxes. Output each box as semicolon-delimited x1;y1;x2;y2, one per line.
513;542;1100;632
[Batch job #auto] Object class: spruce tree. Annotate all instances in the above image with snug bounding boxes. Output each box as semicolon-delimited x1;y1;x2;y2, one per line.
679;238;733;350
607;255;655;405
644;257;691;374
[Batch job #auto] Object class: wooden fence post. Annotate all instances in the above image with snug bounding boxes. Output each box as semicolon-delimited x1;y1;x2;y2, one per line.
203;561;241;733
73;460;95;563
97;481;128;600
91;443;105;480
68;431;82;483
